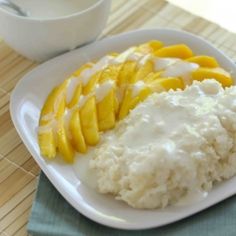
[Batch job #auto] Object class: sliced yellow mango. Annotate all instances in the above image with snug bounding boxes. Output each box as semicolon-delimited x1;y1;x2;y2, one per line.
38;81;68;159
69;110;87;153
186;56;219;68
117;60;138;86
118;88;133;120
109;52;119;57
97;88;116;131
154;44;193;59
54;89;75;162
129;87;152;111
55;94;66;120
150;77;185;92
143;71;163;83
99;64;121;84
80;96;100;145
57;118;75;163
114;93;119;115
83;71;101;95
118;83;152;120
131;58;154;83
138;40;164;53
192;67;233;87
39;87;58;126
65;64;92;107
67;83;82;109
40;81;68;121
38;128;56;159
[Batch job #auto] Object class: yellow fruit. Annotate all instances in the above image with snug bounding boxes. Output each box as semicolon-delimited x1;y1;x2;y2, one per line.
114;93;119;115
143;71;163;83
118;83;152;120
40;81;68;120
138;40;164;53
65;63;93;107
150;77;185;92
39;87;58;126
55;94;66;120
39;80;74;162
129;86;152;111
109;52;119;57
186;56;219;68
118;60;138;86
83;71;101;95
57;118;75;163
54;88;75;162
154;44;193;59
119;77;184;120
97;88;116;131
192;67;233;87
99;64;122;84
67;83;82;109
69;110;87;153
38;127;56;159
80;96;100;145
38;81;68;159
131;58;154;83
118;88;133;120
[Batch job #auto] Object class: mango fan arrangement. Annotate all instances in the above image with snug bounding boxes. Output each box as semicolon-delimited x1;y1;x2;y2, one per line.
38;40;233;163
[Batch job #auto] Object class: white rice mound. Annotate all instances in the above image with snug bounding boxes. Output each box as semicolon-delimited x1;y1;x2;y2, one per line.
90;80;236;209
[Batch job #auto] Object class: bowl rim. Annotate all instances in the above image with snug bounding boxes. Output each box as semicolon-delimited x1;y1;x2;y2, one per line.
0;0;108;22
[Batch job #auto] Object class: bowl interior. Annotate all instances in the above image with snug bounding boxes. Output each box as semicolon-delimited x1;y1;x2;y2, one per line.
0;0;105;21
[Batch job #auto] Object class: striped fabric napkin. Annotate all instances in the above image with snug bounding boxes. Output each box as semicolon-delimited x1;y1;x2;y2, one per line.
27;172;236;236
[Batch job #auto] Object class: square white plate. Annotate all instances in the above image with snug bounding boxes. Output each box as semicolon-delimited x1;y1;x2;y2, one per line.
10;29;236;230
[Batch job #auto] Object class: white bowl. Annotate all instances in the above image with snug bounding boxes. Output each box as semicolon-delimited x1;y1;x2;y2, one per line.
0;0;111;62
10;29;236;229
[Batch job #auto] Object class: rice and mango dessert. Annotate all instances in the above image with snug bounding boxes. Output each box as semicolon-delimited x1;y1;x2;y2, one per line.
38;40;236;208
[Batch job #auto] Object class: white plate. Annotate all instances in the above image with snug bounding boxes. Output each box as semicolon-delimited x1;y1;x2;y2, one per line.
10;29;236;230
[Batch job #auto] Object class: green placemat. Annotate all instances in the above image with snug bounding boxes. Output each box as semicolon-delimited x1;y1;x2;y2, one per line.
27;172;236;236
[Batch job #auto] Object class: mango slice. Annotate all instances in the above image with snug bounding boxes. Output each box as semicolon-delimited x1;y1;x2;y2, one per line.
57;118;75;163
114;93;119;115
83;71;101;95
118;82;152;120
118;60;138;86
129;87;152;111
66;64;92;108
39;87;58;126
38;127;56;159
69;110;87;153
54;94;66;120
192;67;233;87
138;40;164;53
150;77;185;92
143;71;163;83
186;56;219;68
67;83;82;109
154;44;193;59
97;88;116;131
80;96;100;145
38;82;68;159
118;88;133;120
99;64;122;84
131;57;154;83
